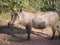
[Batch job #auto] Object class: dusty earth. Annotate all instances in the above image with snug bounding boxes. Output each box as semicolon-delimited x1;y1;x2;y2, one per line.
0;19;60;45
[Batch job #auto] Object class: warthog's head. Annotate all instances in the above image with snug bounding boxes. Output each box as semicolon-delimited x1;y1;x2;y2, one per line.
8;9;22;27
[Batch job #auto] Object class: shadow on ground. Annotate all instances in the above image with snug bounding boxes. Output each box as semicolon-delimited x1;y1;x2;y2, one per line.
0;25;27;42
0;25;26;34
0;25;51;42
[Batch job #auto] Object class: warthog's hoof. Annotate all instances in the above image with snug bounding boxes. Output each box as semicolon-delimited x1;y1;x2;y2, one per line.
48;37;54;40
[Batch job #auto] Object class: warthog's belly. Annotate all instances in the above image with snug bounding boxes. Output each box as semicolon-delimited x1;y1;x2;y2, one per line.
32;21;46;29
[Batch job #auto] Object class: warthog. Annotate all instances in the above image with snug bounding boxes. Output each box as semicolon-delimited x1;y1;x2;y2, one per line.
8;9;59;40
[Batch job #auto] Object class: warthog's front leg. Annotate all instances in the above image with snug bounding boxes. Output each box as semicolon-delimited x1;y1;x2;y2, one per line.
26;23;32;40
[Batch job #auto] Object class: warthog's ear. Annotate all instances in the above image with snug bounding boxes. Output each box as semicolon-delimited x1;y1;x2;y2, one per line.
17;9;22;13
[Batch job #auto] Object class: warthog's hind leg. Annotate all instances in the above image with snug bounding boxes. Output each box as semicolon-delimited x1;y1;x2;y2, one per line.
49;25;57;40
56;26;60;38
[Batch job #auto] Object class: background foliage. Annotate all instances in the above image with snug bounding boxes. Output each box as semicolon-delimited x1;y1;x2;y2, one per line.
0;0;60;19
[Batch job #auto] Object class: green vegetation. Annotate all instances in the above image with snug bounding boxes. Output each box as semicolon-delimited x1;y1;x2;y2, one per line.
0;12;11;20
0;0;60;19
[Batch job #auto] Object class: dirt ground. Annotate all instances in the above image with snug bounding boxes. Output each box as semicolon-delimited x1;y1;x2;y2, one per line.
0;19;60;45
